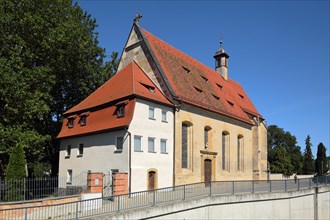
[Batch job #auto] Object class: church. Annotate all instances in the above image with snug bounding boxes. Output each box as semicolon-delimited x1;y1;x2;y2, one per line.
57;17;267;193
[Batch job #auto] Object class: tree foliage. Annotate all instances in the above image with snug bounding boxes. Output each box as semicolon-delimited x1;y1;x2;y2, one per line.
302;135;315;175
315;142;328;176
267;125;303;175
0;0;118;177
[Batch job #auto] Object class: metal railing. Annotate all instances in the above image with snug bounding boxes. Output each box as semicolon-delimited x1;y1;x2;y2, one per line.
0;172;88;202
0;175;329;219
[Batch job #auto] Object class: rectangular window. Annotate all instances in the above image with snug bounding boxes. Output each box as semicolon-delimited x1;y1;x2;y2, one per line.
67;169;72;184
149;107;155;120
134;135;142;151
116;137;124;152
65;145;71;158
160;139;167;153
78;144;83;156
222;133;226;170
148;137;155;152
238;136;244;171
161;110;167;122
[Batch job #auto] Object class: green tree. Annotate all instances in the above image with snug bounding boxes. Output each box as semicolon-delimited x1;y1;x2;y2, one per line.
4;143;26;201
0;0;118;176
270;146;293;176
315;143;328;176
302;135;315;175
267;125;303;174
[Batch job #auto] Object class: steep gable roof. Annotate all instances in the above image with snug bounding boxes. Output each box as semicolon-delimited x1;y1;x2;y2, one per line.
58;61;172;139
65;61;171;115
137;25;262;124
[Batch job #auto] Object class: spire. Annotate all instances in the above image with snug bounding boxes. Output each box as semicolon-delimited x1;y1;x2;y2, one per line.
214;34;229;80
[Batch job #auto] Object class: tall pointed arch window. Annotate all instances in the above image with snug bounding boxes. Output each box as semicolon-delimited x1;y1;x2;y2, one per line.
222;131;230;171
237;135;244;171
182;122;193;169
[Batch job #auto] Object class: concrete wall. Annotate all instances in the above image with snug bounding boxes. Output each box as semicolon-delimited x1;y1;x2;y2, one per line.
106;186;330;220
129;99;174;192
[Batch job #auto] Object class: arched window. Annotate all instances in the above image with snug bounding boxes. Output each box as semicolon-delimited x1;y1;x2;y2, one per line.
204;126;212;149
222;131;230;171
237;135;244;171
182;122;192;169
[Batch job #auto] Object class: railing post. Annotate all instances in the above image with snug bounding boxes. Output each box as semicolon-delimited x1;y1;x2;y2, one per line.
209;181;212;196
117;196;120;212
183;185;186;200
152;190;156;206
252;180;254;193
269;180;272;192
309;178;312;189
285;180;287;191
25;207;28;220
297;179;300;191
316;176;319;188
232;181;235;195
75;200;79;220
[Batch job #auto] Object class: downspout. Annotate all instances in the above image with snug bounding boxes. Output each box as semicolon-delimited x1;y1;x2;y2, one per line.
126;128;132;195
172;108;176;187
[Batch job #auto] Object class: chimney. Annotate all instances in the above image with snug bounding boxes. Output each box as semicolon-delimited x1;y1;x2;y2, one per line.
214;39;229;80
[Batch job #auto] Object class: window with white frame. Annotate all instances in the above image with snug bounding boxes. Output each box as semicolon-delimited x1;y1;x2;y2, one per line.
160;139;167;153
65;145;71;158
149;107;155;120
67;169;72;184
116;136;124;152
134;135;142;151
78;143;83;156
148;137;155;152
161;110;167;122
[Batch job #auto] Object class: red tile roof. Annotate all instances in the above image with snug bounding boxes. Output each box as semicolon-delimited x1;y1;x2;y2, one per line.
139;26;262;124
57;61;173;138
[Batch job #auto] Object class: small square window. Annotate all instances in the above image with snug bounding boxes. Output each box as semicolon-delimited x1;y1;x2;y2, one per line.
68;118;74;128
65;145;71;158
149;107;155;120
134;135;142;151
79;115;87;126
67;169;72;184
117;106;125;118
148;137;155;152
161;110;167;122
161;139;167;154
78;144;83;156
116;137;124;152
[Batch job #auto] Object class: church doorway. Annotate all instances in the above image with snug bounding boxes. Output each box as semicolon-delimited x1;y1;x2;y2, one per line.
204;159;212;186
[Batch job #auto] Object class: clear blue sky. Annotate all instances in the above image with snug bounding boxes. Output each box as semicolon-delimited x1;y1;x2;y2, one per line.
76;0;329;157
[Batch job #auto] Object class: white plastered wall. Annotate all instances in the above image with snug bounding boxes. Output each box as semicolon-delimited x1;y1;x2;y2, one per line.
129;98;174;192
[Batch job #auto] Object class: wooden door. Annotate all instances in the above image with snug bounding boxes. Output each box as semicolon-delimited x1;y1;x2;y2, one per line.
204;159;212;186
148;171;156;190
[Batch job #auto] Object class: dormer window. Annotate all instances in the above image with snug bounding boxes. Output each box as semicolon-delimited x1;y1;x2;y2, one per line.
227;101;234;107
201;75;208;82
141;82;155;93
67;116;75;128
194;86;203;93
238;93;244;99
79;115;87;126
182;66;190;73
117;106;125;118
216;83;223;90
212;94;220;100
